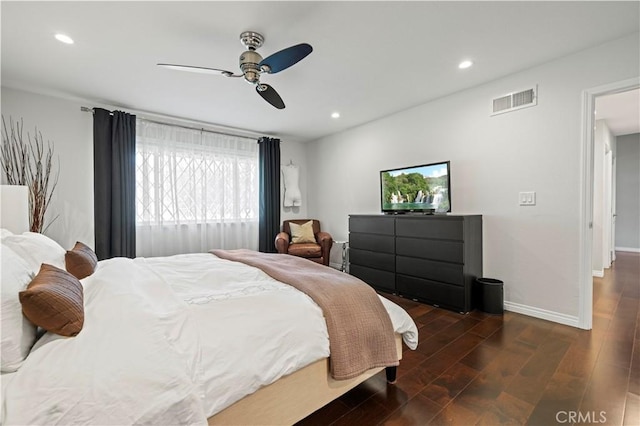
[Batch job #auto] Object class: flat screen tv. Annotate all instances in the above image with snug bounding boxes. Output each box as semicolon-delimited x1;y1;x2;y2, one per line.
380;161;451;214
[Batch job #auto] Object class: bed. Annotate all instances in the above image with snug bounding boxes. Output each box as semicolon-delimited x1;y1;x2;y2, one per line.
1;230;418;425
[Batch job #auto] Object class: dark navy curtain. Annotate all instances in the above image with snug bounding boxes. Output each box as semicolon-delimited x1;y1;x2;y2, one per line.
93;108;136;260
257;137;280;253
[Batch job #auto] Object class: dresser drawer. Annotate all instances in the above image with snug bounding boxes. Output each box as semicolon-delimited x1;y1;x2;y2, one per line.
396;217;463;240
396;274;467;312
349;248;395;272
349;216;395;235
350;264;395;293
396;237;463;263
396;256;463;285
350;232;394;254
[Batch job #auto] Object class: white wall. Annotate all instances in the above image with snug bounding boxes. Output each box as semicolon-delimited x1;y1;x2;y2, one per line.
615;133;640;251
306;33;640;324
1;87;94;249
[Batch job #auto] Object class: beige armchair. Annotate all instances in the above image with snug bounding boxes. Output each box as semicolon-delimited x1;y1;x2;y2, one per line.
275;219;333;266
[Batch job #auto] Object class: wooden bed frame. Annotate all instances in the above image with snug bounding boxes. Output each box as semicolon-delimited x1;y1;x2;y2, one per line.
208;334;403;425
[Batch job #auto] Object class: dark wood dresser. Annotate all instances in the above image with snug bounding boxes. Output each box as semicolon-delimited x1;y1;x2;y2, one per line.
349;214;482;313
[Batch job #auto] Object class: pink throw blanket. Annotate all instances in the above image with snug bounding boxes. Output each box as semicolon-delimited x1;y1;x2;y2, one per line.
210;249;398;380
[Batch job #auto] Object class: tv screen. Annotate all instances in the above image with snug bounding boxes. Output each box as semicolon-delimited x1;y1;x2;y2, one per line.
380;161;451;214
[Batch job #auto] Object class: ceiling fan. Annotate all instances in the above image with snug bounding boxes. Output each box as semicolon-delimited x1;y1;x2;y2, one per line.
158;31;312;109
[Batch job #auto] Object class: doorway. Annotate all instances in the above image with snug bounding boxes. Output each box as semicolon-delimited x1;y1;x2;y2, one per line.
579;78;640;330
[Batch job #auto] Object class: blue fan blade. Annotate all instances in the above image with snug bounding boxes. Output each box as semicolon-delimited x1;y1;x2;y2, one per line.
259;43;312;74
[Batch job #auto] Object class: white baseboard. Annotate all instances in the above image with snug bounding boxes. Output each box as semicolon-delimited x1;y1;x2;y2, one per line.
504;301;580;328
592;269;604;278
615;246;640;253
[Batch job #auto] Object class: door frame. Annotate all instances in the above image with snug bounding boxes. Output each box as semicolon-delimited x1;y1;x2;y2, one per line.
579;77;639;330
604;149;613;268
611;154;617;263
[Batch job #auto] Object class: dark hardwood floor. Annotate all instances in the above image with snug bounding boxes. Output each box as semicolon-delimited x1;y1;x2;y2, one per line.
298;251;639;425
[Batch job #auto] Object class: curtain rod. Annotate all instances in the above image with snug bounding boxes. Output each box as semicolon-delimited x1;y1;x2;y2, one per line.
80;106;263;140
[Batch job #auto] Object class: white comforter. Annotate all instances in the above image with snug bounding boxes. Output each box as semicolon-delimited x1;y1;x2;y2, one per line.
1;253;417;425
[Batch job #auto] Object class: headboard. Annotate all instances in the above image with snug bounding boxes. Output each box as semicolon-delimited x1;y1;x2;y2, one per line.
0;185;29;233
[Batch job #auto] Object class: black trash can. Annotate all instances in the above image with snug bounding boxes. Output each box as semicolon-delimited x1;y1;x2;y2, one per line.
475;278;504;315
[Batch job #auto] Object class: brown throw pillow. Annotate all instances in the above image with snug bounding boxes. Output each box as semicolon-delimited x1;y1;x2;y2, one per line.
65;241;98;279
290;221;316;243
19;263;84;337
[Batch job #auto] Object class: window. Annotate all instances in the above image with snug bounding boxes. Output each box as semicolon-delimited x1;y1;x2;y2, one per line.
135;120;258;256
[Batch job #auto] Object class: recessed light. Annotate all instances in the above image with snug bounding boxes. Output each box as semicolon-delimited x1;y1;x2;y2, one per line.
458;60;473;69
55;33;74;44
331;112;340;119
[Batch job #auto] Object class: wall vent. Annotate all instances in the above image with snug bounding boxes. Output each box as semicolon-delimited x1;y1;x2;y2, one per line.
491;85;537;116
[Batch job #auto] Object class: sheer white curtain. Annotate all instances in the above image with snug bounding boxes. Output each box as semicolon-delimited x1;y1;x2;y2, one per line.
135;120;258;257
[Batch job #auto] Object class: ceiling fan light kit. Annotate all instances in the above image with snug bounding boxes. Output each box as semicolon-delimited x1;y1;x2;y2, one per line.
158;31;312;110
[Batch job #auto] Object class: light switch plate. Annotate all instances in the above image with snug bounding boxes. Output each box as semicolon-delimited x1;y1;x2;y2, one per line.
519;191;536;206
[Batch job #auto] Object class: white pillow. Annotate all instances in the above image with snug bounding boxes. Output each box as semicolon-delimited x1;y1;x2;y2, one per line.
1;244;38;372
2;232;66;273
0;228;14;239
